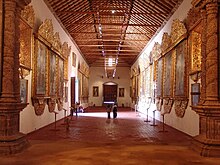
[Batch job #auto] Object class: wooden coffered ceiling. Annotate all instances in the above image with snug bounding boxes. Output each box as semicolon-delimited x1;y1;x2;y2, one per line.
44;0;183;67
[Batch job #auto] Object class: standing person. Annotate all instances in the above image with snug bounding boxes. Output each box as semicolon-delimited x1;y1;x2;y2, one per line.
112;103;118;119
106;104;111;119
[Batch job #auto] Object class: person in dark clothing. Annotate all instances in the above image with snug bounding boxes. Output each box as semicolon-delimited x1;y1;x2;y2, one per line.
112;103;117;119
106;104;111;119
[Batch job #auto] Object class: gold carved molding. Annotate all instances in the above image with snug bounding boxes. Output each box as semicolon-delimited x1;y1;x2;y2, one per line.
190;31;202;74
62;42;71;80
170;19;187;45
32;97;46;116
163;98;174;114
19;5;35;77
57;98;63;111
52;32;62;54
47;97;56;113
161;33;172;54
151;42;161;61
174;99;188;118
38;19;54;46
21;5;35;28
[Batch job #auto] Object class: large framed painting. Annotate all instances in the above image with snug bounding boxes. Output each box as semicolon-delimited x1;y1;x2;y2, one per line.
163;51;173;97
119;88;124;97
34;40;47;96
58;57;64;97
93;86;99;97
175;40;188;98
20;79;28;103
49;51;57;96
156;57;163;97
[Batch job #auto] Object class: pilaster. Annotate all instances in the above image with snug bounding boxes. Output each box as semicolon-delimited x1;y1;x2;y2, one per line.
192;0;220;157
0;0;31;155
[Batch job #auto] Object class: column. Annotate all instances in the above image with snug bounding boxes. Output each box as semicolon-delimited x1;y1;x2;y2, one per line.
0;0;31;155
192;0;220;157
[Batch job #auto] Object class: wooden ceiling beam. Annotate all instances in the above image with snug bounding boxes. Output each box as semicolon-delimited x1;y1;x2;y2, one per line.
77;39;146;42
68;22;159;27
55;11;166;16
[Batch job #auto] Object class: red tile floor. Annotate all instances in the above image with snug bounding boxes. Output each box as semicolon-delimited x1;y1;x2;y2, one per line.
1;107;220;165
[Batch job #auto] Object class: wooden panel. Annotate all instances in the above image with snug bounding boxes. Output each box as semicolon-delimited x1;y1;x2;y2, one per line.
103;85;117;102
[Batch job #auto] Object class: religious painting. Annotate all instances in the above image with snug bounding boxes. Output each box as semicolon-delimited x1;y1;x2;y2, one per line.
20;79;28;103
58;58;64;97
49;51;57;96
35;40;47;95
156;57;163;97
175;40;187;97
72;52;76;67
163;51;173;97
93;86;99;97
119;88;124;97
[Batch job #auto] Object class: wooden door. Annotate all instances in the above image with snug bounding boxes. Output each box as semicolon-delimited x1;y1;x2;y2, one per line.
103;85;117;102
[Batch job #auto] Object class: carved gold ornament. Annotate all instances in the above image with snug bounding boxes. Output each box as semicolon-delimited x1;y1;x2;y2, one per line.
174;99;188;118
190;31;202;73
161;33;172;53
38;19;54;45
152;42;162;61
170;19;187;45
21;5;35;28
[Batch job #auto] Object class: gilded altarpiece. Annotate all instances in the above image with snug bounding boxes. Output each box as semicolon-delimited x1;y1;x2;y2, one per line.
170;19;188;118
32;19;70;115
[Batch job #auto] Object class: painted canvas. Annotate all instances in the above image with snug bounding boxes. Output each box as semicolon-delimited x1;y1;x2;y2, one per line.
164;51;172;97
119;88;124;97
20;79;28;103
175;40;187;97
36;41;47;95
93;86;99;97
49;51;57;96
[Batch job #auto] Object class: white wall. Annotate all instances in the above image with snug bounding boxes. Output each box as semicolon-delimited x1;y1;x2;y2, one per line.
20;0;88;134
89;67;131;107
132;0;199;136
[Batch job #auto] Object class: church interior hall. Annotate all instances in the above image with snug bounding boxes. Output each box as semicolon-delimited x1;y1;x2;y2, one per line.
1;0;220;162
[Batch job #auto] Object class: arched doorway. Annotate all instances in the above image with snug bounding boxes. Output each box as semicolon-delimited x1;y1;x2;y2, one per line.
103;82;118;103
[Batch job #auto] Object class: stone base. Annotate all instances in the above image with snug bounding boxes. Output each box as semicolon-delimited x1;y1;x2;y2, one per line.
0;133;29;155
191;135;220;157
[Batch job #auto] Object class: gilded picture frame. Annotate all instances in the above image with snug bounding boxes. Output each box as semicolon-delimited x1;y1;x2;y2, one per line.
49;51;57;96
20;79;28;103
119;88;124;97
93;86;99;97
34;39;48;96
174;40;188;98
